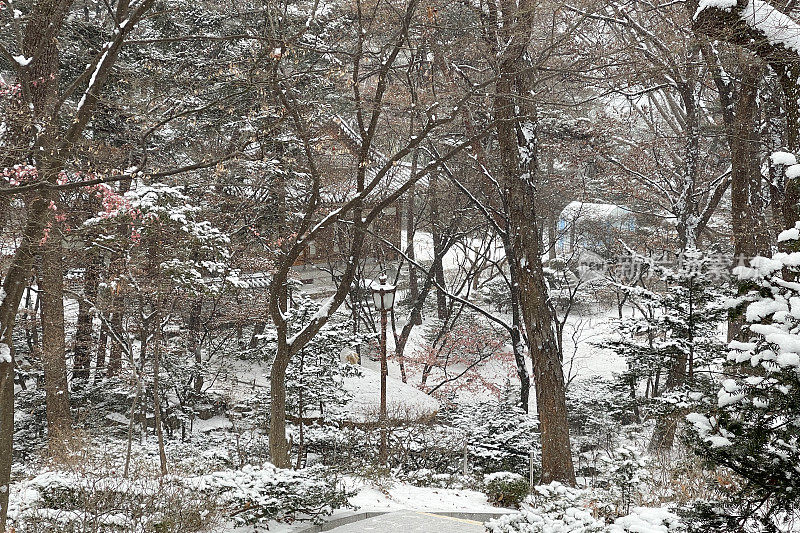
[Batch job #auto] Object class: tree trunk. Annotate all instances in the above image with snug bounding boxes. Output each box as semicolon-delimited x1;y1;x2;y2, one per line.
492;35;575;484
73;250;101;380
650;45;702;451
693;0;800;228
39;234;72;450
728;64;768;340
405;183;420;320
0;197;52;530
152;307;168;476
269;342;291;468
501;233;531;412
649;351;688;453
248;321;266;350
187;300;203;393
429;173;449;321
107;309;123;377
95;322;108;382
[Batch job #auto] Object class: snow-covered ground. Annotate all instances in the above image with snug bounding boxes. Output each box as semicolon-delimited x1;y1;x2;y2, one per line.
257;479;514;532
342;366;439;422
345;478;512;514
357;305;627;413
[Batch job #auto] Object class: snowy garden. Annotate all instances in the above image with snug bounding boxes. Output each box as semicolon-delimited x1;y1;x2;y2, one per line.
2;0;800;531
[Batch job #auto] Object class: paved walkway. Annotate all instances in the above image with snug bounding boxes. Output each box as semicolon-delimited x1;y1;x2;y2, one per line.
326;511;485;532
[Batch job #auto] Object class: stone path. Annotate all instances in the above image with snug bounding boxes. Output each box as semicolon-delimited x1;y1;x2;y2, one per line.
325;510;486;532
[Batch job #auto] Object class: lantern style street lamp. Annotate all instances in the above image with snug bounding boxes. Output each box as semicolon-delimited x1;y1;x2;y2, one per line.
371;274;396;466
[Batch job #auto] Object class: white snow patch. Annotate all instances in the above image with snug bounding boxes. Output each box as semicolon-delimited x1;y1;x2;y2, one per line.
695;0;737;15
0;343;10;364
771;151;798;166
346;477;511;514
342;366;438;423
778;227;800;242
787;164;800;179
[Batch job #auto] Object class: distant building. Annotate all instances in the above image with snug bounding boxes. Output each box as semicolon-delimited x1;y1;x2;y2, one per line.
290;116;407;290
557;201;635;255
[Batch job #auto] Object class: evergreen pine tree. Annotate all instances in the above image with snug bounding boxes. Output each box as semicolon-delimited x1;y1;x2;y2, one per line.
686;228;800;531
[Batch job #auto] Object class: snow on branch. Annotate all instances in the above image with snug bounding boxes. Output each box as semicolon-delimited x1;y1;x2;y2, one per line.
696;0;800;54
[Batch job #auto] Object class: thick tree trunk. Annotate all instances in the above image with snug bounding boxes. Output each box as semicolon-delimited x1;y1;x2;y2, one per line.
480;0;575;485
693;0;800;230
728;64;769;340
73;250;101;380
269;343;291;468
494;58;575;486
40;235;72;450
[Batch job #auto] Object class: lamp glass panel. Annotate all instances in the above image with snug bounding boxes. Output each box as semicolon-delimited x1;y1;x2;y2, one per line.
372;290;382;310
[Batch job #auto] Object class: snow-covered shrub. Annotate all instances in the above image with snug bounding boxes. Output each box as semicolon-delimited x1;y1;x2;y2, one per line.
301;393;539;482
485;482;686;532
402;468;464;489
486;482;605;532
684;231;800;531
608;507;685;532
444;396;540;476
566;378;629;481
480;276;512;313
607;446;648;516
188;463;352;525
9;469;217;532
484;472;529;507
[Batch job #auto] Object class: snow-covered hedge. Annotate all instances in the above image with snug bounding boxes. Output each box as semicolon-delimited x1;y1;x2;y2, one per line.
301;396;538;485
9;469;215;532
9;463;351;531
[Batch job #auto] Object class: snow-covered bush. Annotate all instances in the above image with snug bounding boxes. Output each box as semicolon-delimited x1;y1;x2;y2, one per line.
402;468;465;489
444;396;540;476
484;472;529;507
485;482;685;533
298;394;538;491
10;455;350;531
684;230;800;531
607;446;648;516
608;507;685;532
188;463;352;525
9;469;217;532
486;482;605;532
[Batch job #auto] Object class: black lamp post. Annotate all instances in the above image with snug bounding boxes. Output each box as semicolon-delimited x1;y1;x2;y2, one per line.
371;274;396;466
